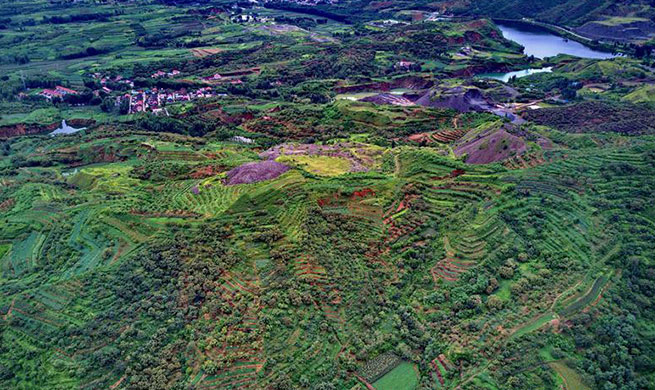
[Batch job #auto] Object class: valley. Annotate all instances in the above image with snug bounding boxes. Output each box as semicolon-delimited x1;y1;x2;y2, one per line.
1;1;655;390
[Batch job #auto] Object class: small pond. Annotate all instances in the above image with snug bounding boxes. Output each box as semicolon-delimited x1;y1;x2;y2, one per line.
50;120;85;136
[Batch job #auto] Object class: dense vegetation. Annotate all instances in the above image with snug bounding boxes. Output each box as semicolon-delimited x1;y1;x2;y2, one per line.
453;0;655;26
2;1;655;390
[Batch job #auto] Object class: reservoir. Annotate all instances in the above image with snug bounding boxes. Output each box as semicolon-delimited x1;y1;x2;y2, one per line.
496;22;617;59
478;67;553;82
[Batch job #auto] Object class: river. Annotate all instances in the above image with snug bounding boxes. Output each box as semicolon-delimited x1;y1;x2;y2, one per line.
477;67;553;83
496;22;617;59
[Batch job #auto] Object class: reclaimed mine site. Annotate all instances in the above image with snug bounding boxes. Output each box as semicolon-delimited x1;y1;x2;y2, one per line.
1;0;655;389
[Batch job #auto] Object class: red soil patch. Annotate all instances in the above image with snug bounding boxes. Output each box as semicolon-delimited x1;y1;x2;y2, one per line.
431;256;477;283
437;354;453;371
355;375;377;390
385;219;423;243
110;240;128;265
218;272;258;295
2;298;15;321
0;122;56;138
465;20;488;30
191;48;222;58
351;188;375;199
130;209;201;218
432;169;466;180
409;129;468;144
382;193;418;223
429;354;453;385
317;193;340;207
502;151;547;170
323;305;345;324
295;256;328;284
367;1;393;9
330;289;342;305
0;198;15;211
454;129;527;164
190;165;224;179
109;375;126;390
464;30;484;43
431;360;445;385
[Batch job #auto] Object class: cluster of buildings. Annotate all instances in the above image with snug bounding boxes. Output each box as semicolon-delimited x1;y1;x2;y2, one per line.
40;86;78;100
201;73;246;85
91;73;136;94
151;69;181;79
92;73;135;86
124;86;222;114
258;0;336;5
30;69;228;113
367;19;409;29
455;46;475;58
425;12;451;22
395;60;417;70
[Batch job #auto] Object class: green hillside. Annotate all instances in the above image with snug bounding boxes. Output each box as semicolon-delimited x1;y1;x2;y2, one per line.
1;1;655;390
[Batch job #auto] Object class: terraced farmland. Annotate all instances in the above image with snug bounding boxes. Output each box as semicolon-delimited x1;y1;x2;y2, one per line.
2;1;655;389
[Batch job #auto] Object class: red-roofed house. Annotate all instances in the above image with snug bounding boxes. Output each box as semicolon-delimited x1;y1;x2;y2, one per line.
40;89;64;99
55;86;78;95
41;86;78;99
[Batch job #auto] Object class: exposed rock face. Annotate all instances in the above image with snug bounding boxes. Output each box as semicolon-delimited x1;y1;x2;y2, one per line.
0;119;96;139
67;119;96;128
334;76;434;94
575;19;655;42
359;93;415;106
415;87;492;112
455;129;527;164
0;123;57;138
225;161;290;185
524;101;655;134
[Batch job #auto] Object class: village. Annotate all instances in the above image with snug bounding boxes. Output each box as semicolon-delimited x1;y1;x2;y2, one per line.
121;86;221;114
32;71;230;114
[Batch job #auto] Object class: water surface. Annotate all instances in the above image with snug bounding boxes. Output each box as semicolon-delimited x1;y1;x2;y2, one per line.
497;22;617;59
50;120;85;136
478;67;553;82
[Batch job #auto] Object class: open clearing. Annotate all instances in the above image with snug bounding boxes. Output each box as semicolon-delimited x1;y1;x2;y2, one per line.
276;155;352;176
372;362;418;390
549;361;591;390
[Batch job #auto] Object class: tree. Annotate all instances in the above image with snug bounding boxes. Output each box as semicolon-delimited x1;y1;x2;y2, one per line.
487;296;503;311
100;97;114;113
119;98;130;115
499;266;514;279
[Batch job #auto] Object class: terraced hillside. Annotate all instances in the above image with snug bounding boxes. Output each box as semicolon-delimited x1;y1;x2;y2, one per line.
1;119;654;390
2;0;655;389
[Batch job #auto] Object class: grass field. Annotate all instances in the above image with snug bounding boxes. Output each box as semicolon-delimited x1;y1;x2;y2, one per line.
622;85;655;104
595;16;650;26
1;1;655;389
0;244;10;260
549;361;591;390
372;362;419;390
277;155;352;176
510;312;558;340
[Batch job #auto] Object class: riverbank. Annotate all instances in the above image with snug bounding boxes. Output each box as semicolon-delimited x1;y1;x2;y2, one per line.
492;18;629;56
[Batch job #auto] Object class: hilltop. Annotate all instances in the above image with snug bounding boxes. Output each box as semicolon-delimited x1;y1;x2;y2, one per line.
1;1;655;390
